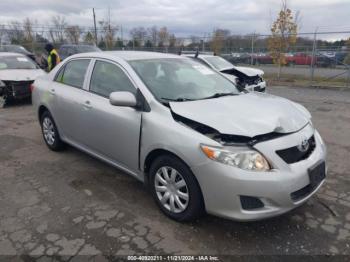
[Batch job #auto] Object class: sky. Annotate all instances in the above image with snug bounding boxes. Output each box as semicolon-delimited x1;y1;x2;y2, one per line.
0;0;349;40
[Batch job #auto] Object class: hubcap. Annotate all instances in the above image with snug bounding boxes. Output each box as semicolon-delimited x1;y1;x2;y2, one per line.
154;166;189;213
42;117;55;145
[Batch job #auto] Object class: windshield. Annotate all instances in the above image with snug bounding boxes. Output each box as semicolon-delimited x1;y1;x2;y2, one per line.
130;58;239;101
0;56;38;70
5;45;29;54
204;56;234;71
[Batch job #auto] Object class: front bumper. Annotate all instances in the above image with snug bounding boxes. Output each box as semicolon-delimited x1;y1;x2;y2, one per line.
1;81;33;100
191;127;327;221
246;80;266;93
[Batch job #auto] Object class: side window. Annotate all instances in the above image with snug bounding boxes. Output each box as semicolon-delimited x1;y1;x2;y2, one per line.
90;61;136;98
57;59;90;88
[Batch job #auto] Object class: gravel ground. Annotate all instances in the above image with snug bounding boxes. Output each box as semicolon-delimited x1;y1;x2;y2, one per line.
0;85;349;260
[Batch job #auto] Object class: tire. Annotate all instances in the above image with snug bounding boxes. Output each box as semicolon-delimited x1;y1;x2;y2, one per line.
40;111;65;151
149;154;204;222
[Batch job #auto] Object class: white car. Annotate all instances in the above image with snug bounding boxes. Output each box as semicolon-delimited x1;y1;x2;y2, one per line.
0;52;46;105
186;54;266;92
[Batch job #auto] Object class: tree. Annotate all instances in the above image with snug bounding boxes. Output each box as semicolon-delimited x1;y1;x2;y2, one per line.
210;29;229;55
148;26;158;47
158;26;169;47
49;15;67;44
84;31;95;44
98;20;117;50
268;0;298;78
65;25;81;44
169;34;176;48
129;27;147;45
7;21;24;44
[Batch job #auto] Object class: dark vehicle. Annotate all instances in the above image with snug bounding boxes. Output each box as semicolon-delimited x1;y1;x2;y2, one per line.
59;44;101;60
222;53;251;64
251;53;273;65
0;45;36;62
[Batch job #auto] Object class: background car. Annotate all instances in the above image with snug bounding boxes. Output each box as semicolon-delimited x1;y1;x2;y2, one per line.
0;52;45;104
59;44;102;60
186;53;266;92
0;44;36;62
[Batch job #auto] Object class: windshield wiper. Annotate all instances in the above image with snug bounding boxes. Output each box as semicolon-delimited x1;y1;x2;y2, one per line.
200;92;237;100
161;97;195;102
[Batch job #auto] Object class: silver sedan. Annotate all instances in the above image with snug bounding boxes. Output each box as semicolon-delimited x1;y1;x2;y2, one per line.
32;51;327;222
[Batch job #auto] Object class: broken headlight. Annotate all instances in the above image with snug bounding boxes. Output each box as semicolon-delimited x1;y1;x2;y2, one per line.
200;145;270;172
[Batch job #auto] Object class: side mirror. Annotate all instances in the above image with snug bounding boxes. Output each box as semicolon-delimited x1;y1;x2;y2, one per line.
109;91;137;107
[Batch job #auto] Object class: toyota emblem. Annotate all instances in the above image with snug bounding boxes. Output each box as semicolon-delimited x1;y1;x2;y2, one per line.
298;137;309;152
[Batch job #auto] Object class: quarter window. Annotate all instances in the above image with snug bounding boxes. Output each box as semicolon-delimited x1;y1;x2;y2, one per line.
90;60;136;98
55;59;90;89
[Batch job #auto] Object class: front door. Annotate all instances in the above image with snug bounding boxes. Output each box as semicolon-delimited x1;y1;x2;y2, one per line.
80;60;142;172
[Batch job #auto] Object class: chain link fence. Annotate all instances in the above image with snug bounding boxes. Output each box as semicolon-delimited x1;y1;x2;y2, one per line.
1;30;350;88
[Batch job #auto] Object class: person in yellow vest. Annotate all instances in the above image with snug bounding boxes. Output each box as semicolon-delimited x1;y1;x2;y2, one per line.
45;43;61;72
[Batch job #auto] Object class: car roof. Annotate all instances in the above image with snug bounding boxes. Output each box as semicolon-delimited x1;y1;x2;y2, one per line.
0;52;26;57
71;51;184;61
60;44;96;47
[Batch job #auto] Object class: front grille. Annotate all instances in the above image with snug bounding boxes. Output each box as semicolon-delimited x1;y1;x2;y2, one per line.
276;135;316;164
3;80;33;98
240;196;264;210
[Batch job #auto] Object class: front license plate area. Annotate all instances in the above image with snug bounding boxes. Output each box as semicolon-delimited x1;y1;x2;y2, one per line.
308;161;326;189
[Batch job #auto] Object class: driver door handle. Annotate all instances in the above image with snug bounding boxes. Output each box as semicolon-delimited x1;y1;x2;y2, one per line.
83;100;92;109
49;88;55;95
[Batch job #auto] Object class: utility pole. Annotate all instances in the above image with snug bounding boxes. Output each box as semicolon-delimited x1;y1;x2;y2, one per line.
250;31;255;65
93;8;97;45
310;27;318;83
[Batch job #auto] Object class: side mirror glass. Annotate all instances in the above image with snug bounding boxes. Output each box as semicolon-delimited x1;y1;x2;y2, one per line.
109;91;137;107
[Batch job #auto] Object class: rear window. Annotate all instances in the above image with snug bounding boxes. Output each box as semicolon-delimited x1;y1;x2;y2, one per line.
0;56;37;70
55;59;90;88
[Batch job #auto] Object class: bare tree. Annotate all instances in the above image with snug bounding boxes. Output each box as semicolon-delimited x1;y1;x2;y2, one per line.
129;27;147;45
65;25;81;44
147;26;158;47
49;15;67;44
22;18;36;51
7;21;24;44
169;34;176;48
158;27;169;47
98;20;117;50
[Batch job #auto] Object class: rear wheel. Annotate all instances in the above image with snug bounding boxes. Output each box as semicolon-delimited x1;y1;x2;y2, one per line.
40;111;65;151
149;154;204;222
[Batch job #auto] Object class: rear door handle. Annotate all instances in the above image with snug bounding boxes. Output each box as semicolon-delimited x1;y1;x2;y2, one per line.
83;100;92;109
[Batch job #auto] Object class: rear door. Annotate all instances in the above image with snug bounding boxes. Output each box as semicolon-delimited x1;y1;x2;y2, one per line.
80;59;142;172
51;59;92;143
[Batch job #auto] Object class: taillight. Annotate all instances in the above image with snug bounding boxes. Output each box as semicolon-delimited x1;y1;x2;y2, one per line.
30;84;35;92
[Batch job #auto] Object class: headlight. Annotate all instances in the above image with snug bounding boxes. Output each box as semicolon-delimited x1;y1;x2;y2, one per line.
201;145;270;172
0;80;5;87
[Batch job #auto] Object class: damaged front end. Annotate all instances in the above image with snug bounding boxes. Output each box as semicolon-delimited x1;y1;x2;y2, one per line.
0;80;34;101
172;111;288;147
221;68;264;92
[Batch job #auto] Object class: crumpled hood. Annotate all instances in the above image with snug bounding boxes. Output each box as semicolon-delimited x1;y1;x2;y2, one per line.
233;66;264;77
0;69;46;81
170;92;310;137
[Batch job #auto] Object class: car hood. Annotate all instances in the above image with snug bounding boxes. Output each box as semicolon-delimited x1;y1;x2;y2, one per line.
169;92;310;137
233;66;264;77
0;69;46;81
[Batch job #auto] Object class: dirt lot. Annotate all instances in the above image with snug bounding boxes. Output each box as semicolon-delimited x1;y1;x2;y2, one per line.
0;85;350;259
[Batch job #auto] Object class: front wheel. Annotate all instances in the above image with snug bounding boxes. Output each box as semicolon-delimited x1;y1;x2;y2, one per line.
40;111;65;151
149;155;204;222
